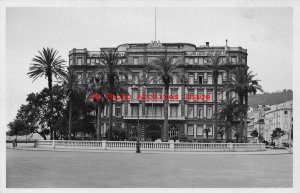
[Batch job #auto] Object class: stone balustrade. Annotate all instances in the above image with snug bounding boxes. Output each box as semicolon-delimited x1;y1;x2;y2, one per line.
34;140;266;152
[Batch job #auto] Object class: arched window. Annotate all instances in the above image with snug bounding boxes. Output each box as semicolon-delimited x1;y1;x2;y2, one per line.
168;126;179;138
129;126;137;139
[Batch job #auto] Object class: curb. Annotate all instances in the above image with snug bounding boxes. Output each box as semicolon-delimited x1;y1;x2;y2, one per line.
6;147;293;155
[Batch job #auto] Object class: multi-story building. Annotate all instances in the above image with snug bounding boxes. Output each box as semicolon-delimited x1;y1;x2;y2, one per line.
68;41;248;142
247;105;270;142
264;100;293;144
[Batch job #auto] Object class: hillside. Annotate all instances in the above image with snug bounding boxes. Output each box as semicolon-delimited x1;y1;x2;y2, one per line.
248;91;293;108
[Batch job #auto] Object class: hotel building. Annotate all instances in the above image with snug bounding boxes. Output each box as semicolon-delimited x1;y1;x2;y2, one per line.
68;41;248;142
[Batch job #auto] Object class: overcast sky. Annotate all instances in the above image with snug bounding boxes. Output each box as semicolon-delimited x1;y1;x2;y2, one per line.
6;7;292;125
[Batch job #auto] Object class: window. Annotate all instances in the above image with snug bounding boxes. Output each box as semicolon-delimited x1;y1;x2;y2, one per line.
198;75;203;84
284;111;288;115
207;126;213;135
146;105;153;116
172;57;177;64
170;105;178;117
169;126;179;138
194;58;198;64
187;125;194;135
220;57;226;64
189;75;194;84
147;57;156;63
77;73;83;84
187;89;194;100
171;88;178;99
155;105;163;116
188;105;194;118
207;75;212;84
242;58;246;64
116;107;121;117
231;92;236;99
207;91;213;101
199;58;204;65
198;107;203;118
101;123;104;136
129;126;137;138
87;58;91;64
77;57;83;65
218;74;222;84
207;108;212;118
148;73;155;84
133;57;139;65
131;105;139;116
91;58;96;65
132;72;139;84
231;56;237;64
96;59;100;64
132;89;139;100
196;125;203;135
217;92;222;102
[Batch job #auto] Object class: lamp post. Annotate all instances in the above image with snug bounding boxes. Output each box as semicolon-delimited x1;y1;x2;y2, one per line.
52;129;55;149
136;85;145;153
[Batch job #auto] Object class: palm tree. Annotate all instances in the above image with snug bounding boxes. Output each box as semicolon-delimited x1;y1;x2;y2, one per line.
87;74;108;140
27;47;66;140
144;55;186;142
203;51;229;142
61;70;80;140
217;98;239;142
99;49;130;140
225;67;263;141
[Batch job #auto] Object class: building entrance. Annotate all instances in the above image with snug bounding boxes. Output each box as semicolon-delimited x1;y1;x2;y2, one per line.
146;123;161;141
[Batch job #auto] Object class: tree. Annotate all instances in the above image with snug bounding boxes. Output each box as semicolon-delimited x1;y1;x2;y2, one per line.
16;85;66;140
250;130;259;143
144;55;186;141
226;68;263;141
87;74;108;140
217;98;239;142
99;49;130;140
271;127;285;146
61;70;80;140
217;127;225;141
106;126;129;141
27;48;67;139
258;134;264;143
203;51;230;142
7;119;31;140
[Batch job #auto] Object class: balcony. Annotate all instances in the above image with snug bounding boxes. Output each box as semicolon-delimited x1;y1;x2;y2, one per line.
129;99;140;104
145;99;163;104
169;99;180;104
123;115;185;120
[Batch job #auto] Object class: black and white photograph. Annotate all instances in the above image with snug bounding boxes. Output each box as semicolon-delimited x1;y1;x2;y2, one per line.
0;0;299;192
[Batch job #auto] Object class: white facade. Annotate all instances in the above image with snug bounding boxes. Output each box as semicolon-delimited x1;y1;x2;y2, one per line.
264;100;293;144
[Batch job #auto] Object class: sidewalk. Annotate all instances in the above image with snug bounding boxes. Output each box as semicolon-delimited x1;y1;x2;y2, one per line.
6;143;292;155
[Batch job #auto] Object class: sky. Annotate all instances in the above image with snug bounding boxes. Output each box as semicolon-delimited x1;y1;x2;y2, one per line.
5;7;293;126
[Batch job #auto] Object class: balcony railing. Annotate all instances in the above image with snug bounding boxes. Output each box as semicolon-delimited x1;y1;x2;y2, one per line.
123;115;185;120
145;99;163;103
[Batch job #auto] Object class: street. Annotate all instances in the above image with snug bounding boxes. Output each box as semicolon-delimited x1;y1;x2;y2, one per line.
6;149;292;188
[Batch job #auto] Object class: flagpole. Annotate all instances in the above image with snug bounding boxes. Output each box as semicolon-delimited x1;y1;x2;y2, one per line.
155;6;156;41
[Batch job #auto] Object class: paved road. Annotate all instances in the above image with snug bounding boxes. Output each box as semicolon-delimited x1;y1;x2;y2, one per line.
6;149;292;188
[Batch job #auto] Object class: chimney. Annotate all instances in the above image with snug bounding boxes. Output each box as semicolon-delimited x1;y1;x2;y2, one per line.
205;42;209;47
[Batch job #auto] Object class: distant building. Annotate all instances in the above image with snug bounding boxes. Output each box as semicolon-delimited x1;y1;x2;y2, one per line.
264;100;293;144
247;105;270;142
68;41;248;141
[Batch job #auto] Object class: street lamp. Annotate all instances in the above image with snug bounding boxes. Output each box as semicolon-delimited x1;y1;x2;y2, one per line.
136;85;145;153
